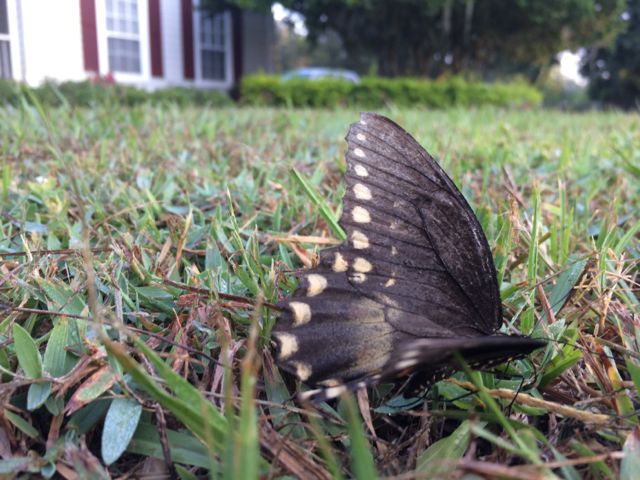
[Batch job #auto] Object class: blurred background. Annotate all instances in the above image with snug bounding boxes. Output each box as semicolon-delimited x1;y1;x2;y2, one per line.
1;3;639;477
0;0;638;110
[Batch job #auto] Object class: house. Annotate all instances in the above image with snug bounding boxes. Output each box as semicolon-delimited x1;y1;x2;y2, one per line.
0;0;274;91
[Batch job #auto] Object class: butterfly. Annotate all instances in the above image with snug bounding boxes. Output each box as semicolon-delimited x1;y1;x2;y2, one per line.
272;113;545;402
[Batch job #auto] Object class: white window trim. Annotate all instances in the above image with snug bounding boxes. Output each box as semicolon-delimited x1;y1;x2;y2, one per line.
95;0;150;84
193;8;233;90
1;0;23;81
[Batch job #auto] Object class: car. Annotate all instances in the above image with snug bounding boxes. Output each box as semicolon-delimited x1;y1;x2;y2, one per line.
281;67;360;83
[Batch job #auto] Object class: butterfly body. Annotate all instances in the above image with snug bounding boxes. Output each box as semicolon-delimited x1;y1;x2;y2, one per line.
273;113;545;402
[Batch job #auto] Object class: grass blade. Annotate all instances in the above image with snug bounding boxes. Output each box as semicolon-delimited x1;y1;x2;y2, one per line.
102;397;144;465
12;324;43;379
417;420;474;473
291;168;346;240
342;395;377;479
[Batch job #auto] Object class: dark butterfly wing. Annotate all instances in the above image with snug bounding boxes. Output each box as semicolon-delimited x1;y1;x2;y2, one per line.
340;113;503;336
272;113;545;401
299;336;546;403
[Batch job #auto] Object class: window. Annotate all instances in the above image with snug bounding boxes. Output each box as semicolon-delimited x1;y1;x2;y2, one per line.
200;13;226;81
0;0;11;79
105;0;141;73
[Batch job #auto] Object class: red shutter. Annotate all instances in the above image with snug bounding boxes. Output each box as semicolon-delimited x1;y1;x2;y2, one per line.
181;0;194;80
148;0;163;77
79;0;99;72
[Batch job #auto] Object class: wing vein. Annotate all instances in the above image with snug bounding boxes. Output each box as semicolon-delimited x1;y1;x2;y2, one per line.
349;127;446;190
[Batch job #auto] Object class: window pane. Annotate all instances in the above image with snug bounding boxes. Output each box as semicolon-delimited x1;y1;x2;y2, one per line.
108;37;140;73
0;0;9;35
0;39;11;79
200;13;224;48
214;15;224;47
106;0;139;35
201;49;225;80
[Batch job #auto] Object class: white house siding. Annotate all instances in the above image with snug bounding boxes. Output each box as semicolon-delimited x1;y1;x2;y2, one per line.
7;0;86;85
0;0;272;90
1;0;21;79
158;0;183;86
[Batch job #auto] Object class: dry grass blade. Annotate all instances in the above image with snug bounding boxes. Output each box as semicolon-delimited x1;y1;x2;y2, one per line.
449;380;614;425
260;421;333;480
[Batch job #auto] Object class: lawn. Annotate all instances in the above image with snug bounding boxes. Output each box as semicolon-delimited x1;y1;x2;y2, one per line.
1;104;639;478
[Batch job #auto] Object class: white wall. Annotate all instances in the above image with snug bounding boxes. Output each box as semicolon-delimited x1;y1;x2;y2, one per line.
18;0;86;85
159;0;184;85
3;0;23;80
4;0;272;90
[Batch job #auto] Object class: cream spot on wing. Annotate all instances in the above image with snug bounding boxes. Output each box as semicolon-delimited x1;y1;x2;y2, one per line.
353;257;372;273
391;246;398;256
395;358;419;371
351;230;369;249
353;183;372;200
274;332;299;360
324;385;348;399
332;252;348;272
390;220;398;230
289;301;311;326
319;378;341;387
360;119;367;125
384;278;396;287
293;362;312;381
299;388;322;401
354;148;365;158
350;272;367;283
306;274;327;297
356;133;366;141
401;349;422;361
354;164;369;177
352;206;371;223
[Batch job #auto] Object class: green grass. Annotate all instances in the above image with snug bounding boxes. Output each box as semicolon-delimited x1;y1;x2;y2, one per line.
1;102;639;478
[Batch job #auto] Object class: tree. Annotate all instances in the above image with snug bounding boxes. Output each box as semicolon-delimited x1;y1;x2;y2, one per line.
203;0;626;79
581;0;640;108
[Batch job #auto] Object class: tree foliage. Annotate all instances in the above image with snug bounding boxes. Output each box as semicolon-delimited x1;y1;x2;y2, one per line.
582;0;640;108
203;0;626;78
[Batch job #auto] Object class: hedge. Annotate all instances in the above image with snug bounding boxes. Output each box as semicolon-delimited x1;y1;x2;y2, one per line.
0;80;232;108
240;75;543;109
0;76;542;109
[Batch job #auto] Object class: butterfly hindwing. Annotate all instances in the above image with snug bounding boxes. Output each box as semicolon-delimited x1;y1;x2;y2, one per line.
273;113;545;401
295;335;546;403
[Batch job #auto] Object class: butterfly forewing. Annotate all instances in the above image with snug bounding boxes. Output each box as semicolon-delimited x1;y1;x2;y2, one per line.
344;114;502;334
272;113;544;401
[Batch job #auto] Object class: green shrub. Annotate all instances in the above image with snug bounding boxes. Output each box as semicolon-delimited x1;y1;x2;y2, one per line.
240;75;543;109
0;76;541;110
0;79;21;106
0;80;232;108
152;86;232;107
